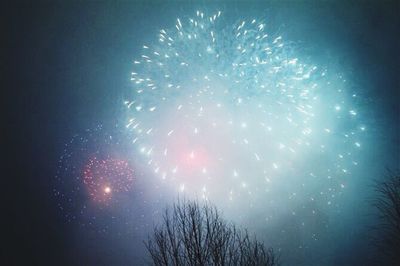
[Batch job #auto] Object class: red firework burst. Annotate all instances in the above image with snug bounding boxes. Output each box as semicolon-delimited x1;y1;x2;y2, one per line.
83;157;134;204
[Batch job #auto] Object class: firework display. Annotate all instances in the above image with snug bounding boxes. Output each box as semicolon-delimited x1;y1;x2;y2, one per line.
39;4;400;265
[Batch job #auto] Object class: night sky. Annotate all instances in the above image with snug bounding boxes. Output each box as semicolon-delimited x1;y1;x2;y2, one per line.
3;1;399;265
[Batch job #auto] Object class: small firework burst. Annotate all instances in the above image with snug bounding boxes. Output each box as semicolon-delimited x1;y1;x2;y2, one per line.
54;124;136;227
83;157;134;204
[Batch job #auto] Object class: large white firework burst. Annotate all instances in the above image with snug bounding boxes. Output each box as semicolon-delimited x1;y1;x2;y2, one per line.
125;11;365;215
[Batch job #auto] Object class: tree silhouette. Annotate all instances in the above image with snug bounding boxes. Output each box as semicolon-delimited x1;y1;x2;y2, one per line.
372;171;400;263
145;199;278;266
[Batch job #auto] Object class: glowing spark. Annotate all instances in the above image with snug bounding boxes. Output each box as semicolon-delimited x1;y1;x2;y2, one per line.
104;186;111;194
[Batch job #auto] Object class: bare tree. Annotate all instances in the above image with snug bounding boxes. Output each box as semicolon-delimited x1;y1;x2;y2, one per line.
372;171;400;263
145;199;278;266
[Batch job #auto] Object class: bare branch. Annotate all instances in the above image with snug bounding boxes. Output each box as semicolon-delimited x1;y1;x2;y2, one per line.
145;199;278;266
371;171;400;263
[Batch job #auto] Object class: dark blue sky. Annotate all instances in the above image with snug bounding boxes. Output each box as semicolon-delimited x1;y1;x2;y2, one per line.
4;1;399;265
